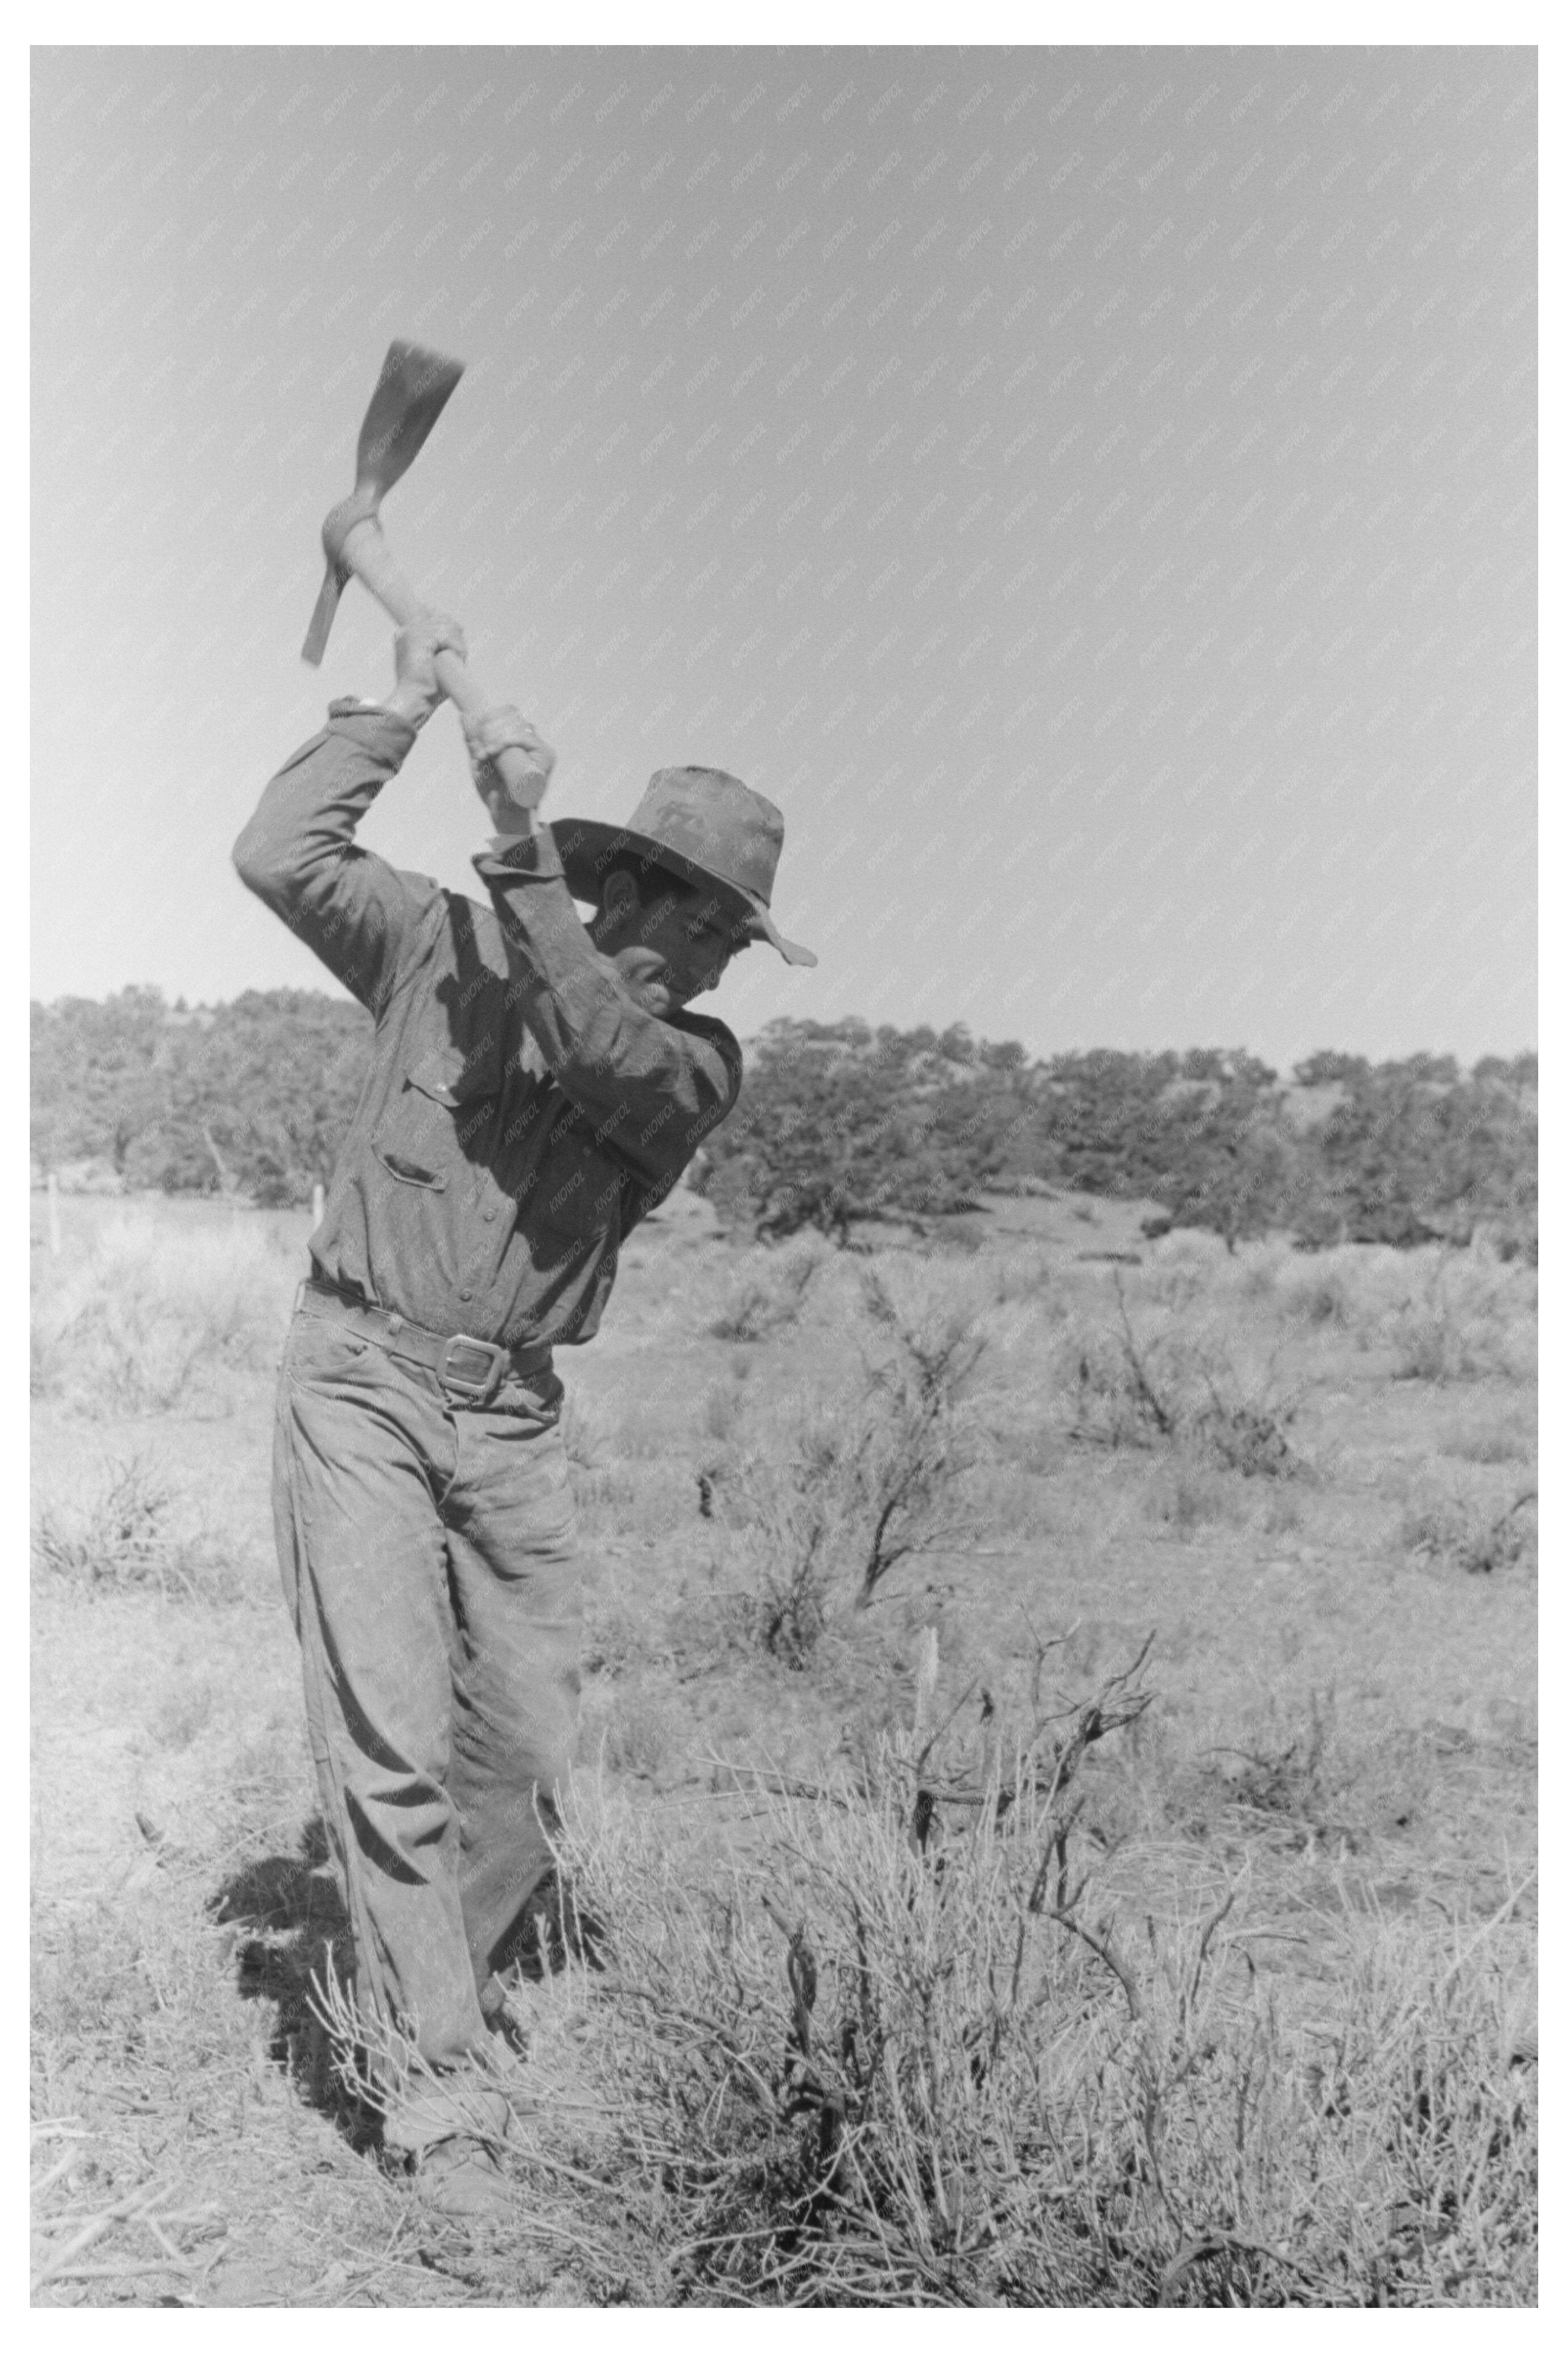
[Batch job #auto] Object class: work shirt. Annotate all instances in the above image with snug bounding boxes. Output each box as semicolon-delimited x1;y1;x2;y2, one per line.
233;703;744;1348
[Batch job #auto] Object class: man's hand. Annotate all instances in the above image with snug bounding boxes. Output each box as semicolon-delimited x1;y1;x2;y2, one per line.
382;611;468;729
463;704;556;836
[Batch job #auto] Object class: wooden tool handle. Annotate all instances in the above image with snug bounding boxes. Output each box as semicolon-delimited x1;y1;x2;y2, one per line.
337;517;550;813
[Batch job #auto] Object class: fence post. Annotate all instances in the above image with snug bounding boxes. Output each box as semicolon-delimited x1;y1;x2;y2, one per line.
311;1182;325;1233
46;1171;61;1257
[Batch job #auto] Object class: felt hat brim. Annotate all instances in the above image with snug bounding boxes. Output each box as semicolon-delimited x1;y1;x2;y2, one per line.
553;818;817;967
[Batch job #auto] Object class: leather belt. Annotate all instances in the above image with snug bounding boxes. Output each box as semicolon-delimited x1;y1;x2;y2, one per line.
297;1279;553;1406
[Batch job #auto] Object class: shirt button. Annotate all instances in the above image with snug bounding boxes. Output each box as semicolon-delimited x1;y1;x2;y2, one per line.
460;1288;474;1302
483;1206;497;1222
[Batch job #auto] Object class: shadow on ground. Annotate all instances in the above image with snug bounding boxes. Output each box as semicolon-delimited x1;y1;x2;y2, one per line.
209;1817;381;2153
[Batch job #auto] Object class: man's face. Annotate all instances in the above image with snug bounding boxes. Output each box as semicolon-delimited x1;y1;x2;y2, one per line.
604;883;752;1014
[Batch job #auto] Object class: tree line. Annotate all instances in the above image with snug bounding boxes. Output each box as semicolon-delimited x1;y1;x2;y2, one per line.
31;987;369;1204
691;1021;1536;1255
30;989;1536;1255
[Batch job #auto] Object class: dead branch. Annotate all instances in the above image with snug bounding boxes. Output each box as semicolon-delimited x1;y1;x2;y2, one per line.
1039;1909;1143;2022
1111;1271;1178;1437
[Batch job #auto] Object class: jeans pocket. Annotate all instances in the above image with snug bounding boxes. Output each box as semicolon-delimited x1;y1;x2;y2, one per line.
282;1313;368;1390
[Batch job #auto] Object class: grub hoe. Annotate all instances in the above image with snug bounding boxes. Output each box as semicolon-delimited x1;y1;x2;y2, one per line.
301;338;550;812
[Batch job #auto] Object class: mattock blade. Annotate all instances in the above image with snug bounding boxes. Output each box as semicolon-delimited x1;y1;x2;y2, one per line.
355;340;466;501
301;338;466;665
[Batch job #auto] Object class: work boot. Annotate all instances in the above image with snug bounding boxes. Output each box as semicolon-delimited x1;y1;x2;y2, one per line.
413;2131;513;2223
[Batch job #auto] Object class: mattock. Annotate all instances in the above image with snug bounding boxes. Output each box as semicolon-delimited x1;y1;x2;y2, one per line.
301;338;551;812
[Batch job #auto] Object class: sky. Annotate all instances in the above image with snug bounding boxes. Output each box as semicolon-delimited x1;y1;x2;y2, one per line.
31;42;1536;1071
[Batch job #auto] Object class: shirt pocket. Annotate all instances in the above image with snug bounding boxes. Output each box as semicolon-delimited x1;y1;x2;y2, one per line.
372;1040;502;1191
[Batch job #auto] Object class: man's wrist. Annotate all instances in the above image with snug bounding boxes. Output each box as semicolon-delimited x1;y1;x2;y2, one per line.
380;682;438;730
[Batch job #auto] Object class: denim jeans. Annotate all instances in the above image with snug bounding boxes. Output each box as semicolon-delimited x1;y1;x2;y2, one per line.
270;1305;583;2130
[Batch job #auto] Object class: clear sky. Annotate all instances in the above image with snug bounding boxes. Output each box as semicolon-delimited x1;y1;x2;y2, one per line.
31;43;1536;1071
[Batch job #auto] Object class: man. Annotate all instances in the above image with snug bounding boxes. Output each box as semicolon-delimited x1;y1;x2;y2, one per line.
234;613;814;2216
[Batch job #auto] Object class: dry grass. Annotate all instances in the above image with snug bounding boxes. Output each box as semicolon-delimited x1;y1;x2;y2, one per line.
1149;1235;1538;1390
30;2118;228;2302
1359;1251;1536;1384
30;1198;1537;2306
31;1208;300;1414
33;1451;242;1603
407;1704;1538;2307
1438;1414;1535;1467
275;1635;1537;2309
1144;1459;1241;1538
709;1240;827;1341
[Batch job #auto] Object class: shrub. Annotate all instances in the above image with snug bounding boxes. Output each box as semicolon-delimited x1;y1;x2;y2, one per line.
1140;1234;1229;1312
1192;1387;1300;1478
32;1453;239;1602
720;1408;863;1664
709;1243;825;1342
1280;1265;1353;1327
1379;1257;1536;1384
1275;1246;1536;1379
1059;1321;1161;1447
1056;1309;1191;1450
1059;1278;1301;1477
1201;1694;1362;1851
376;1663;1539;2307
709;1266;994;1658
1401;1490;1538;1577
852;1265;993;1595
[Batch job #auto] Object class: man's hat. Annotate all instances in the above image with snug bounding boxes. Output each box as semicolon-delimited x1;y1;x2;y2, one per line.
552;767;817;967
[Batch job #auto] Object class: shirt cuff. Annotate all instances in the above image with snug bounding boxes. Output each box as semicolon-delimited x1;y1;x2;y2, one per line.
326;699;420;757
472;822;567;887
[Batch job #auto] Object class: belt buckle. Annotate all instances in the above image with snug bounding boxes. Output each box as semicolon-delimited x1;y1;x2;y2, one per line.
439;1333;507;1404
